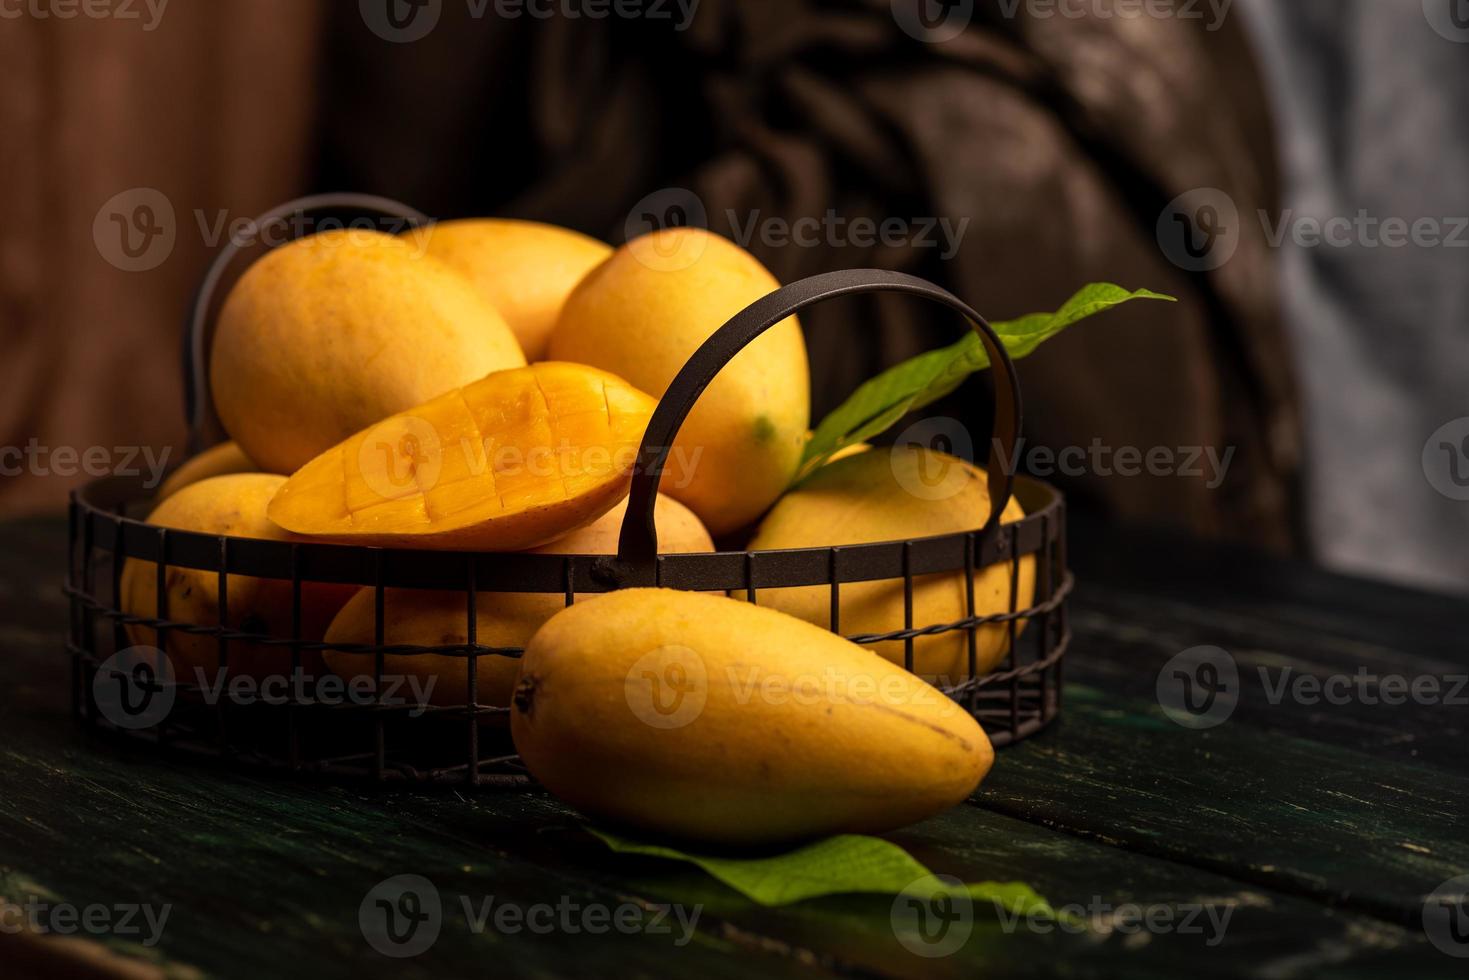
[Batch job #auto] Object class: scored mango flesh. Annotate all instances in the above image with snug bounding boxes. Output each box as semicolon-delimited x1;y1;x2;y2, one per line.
267;362;656;551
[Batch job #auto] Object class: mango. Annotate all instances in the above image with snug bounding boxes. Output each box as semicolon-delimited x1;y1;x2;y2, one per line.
532;491;714;557
747;447;1034;683
155;441;261;501
322;494;713;710
403;219;611;360
120;474;354;682
210;229;525;474
549;228;809;536
267;362;656;551
511;589;992;846
323;589;547;715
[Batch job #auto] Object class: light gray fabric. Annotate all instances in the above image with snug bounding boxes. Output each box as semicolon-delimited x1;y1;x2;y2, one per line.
1239;0;1469;593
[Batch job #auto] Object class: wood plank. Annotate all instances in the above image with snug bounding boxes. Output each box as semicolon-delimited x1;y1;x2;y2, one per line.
4;515;1467;976
975;687;1469;927
3;729;1458;980
948;522;1469;925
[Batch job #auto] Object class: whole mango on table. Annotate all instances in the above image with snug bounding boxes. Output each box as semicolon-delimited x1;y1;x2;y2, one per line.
510;589;994;846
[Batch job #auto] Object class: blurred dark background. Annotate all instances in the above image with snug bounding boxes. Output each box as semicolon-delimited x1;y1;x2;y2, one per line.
3;0;1466;592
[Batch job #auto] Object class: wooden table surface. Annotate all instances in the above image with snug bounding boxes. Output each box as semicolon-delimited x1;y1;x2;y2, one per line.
2;515;1467;978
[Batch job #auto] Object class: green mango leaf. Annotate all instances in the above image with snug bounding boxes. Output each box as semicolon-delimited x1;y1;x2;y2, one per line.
797;284;1176;482
589;828;1061;918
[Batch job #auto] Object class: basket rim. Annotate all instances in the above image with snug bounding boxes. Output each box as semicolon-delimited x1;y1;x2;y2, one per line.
71;472;1066;593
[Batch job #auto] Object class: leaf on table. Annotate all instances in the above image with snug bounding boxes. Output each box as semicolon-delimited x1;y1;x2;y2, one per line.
588;827;1061;917
797;284;1176;482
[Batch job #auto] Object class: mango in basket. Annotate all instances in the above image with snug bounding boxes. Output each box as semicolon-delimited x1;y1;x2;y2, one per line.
119;474;355;682
210;228;526;475
510;588;992;846
549;227;809;537
745;446;1034;683
322;494;713;712
154;441;263;502
402;219;611;361
268;362;656;551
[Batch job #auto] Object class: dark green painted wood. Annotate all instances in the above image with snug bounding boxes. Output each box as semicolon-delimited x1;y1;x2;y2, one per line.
2;516;1467;978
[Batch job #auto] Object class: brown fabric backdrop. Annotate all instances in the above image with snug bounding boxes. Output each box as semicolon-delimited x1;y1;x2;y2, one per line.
0;0;324;512
2;0;1300;550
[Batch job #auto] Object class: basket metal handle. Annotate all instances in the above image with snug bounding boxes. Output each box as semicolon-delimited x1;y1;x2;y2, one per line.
613;268;1023;574
182;193;430;454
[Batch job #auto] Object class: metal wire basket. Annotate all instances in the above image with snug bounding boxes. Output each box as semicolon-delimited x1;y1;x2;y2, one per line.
65;195;1073;787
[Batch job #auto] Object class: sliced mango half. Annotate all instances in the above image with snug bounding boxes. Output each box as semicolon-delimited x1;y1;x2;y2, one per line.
267;362;656;551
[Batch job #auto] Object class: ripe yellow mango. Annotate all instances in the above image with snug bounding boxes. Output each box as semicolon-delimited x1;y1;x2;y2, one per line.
549;228;809;536
120;474;354;681
510;589;993;846
747;447;1034;683
211;229;525;474
268;363;656;551
155;441;262;502
533;491;714;557
402;219;611;360
322;494;713;710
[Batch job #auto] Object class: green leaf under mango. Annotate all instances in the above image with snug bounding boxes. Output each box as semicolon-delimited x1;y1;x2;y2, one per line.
589;828;1061;917
796;284;1175;482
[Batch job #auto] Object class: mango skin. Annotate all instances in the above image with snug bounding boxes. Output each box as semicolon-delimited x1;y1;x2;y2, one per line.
533;491;714;557
403;219;611;361
211;229;526;475
267;362;656;551
746;447;1034;683
120;474;354;682
322;495;714;711
510;589;993;846
154;441;262;502
549;228;809;536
